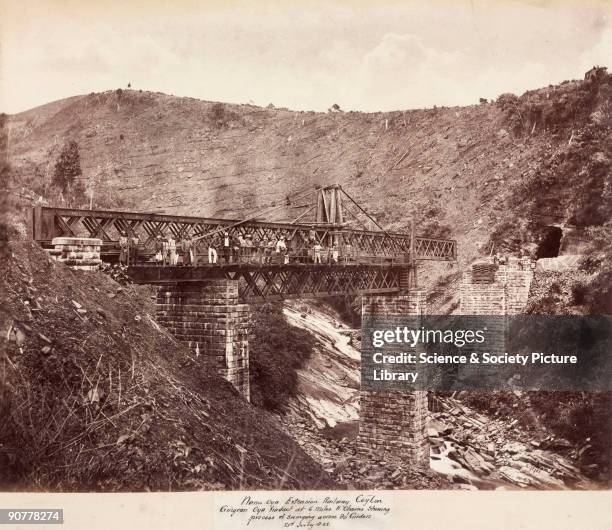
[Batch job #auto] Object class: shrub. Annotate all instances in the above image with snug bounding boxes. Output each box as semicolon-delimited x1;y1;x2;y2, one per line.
529;392;611;480
210;103;226;127
462;391;611;482
585;269;612;313
249;303;315;410
571;282;588;305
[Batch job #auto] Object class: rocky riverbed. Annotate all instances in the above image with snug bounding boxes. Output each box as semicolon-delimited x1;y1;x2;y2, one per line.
279;301;597;490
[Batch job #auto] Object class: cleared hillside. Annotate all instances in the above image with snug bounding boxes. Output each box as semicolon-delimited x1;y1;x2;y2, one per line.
4;68;611;306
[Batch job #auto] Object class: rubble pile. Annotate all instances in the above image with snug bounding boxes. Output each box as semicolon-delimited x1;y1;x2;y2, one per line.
99;263;134;285
281;415;452;490
428;396;592;489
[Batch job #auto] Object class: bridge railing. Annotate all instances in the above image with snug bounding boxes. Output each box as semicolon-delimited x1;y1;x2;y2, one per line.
30;206;457;263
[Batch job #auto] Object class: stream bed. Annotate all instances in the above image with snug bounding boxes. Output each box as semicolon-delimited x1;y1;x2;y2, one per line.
279;301;593;490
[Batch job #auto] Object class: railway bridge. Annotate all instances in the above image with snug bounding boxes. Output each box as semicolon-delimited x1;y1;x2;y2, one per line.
31;185;457;468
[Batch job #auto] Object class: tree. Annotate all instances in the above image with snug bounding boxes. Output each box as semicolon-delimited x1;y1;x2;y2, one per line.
210;103;226;127
52;140;82;192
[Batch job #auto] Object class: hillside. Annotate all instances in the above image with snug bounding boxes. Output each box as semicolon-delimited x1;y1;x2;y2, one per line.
5;68;610;290
0;241;334;491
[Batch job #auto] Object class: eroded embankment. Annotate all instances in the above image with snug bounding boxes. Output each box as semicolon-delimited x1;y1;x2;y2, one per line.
0;242;334;491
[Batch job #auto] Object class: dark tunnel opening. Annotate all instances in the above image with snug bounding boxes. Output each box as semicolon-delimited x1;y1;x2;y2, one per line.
536;226;563;259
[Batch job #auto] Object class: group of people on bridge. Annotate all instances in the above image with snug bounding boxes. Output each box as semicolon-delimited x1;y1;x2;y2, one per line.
117;232;140;266
118;230;354;266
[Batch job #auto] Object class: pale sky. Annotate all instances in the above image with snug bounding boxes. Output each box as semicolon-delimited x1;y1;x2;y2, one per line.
1;0;611;114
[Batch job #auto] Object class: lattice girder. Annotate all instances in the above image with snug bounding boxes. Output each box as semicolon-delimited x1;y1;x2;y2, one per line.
32;206;456;262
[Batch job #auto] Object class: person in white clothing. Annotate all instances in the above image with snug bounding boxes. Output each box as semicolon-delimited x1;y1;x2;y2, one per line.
331;244;339;264
222;232;231;263
208;235;218;264
314;242;323;264
167;237;177;265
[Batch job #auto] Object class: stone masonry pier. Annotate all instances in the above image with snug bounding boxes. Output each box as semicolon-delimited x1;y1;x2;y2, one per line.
458;257;535;386
155;280;251;401
460;257;534;315
357;290;429;469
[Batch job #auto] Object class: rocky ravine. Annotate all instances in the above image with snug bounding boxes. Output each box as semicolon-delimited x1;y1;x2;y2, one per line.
278;301;596;490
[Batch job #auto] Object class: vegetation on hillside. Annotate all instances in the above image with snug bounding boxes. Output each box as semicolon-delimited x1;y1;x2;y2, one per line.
249;303;315;411
1;113;10;265
497;68;607;137
52;140;82;192
489;67;611;316
5;69;609;278
491;68;611;245
4;69;611;489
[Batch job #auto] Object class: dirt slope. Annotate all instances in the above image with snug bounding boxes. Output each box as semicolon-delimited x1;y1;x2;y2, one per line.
0;242;334;491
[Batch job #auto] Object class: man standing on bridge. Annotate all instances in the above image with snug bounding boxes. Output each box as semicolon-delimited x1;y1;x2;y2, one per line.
244;234;253;263
222;232;231;263
118;230;129;266
235;234;244;264
208;235;218;264
161;236;170;266
275;235;286;263
253;236;262;264
343;241;353;264
130;234;139;265
182;234;193;266
263;237;272;264
314;241;323;264
331;243;339;264
154;235;164;265
167;235;177;266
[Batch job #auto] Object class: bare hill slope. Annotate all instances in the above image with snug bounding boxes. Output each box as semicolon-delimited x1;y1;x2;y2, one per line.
5;68;611;286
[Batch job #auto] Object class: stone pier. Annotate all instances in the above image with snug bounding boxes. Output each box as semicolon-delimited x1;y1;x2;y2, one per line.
155;279;251;401
460;257;534;315
357;290;429;468
458;258;535;386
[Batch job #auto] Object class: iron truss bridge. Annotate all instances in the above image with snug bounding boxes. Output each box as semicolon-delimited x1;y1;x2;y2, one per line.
29;206;457;262
128;263;406;302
